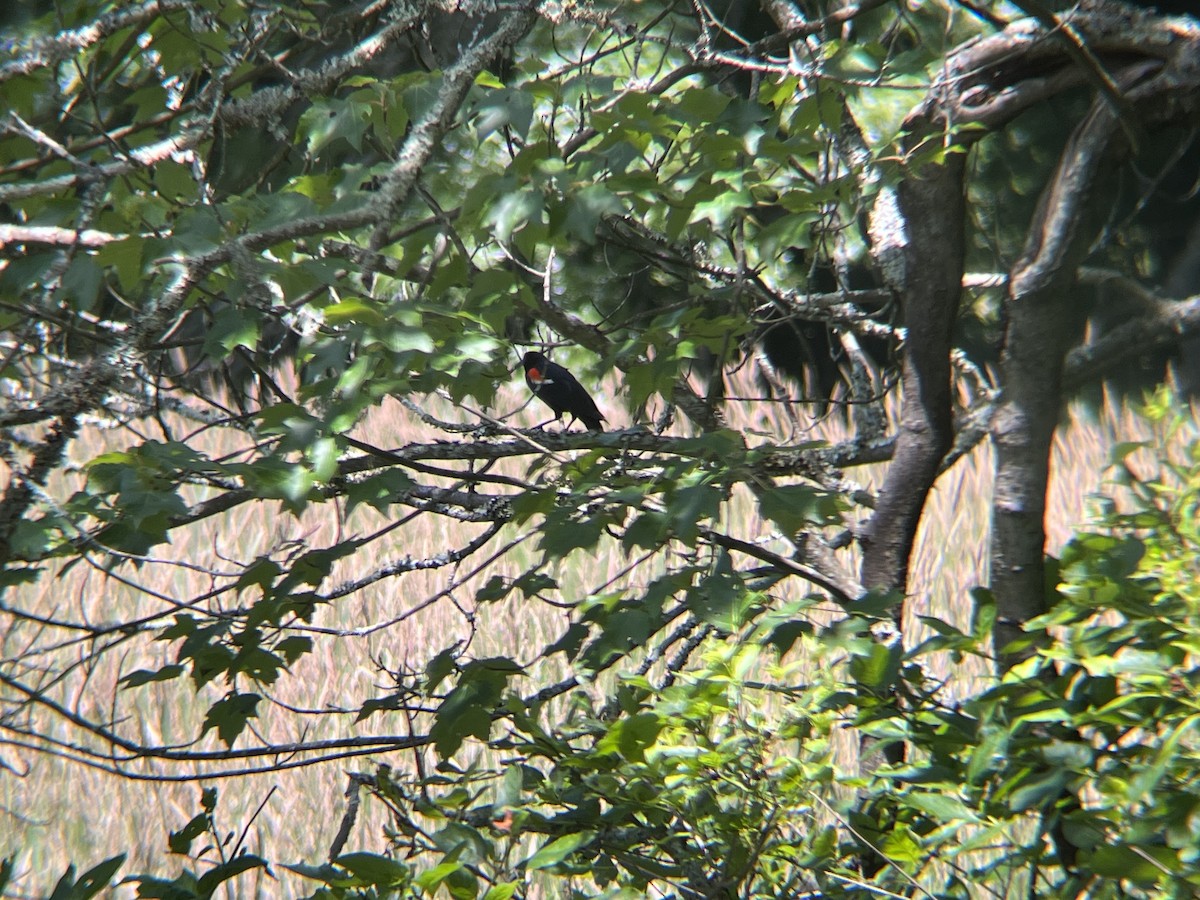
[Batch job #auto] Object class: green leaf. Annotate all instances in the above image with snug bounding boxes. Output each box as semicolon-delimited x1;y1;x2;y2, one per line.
514;571;557;597
565;183;622;243
525;831;596;871
173;205;223;253
66;854;126;900
324;298;387;326
335;852;411;887
687;551;756;632
476;575;511;602
487;185;543;242
308;436;339;482
123;871;202;897
579;607;654;670
1086;844;1177;884
496;762;527;809
545;622;589;660
168;814;208;854
1060;809;1110;852
1006;769;1068;813
414;858;464;893
275;636;312;666
483;883;519;900
201;305;261;359
444;865;478;900
539;517;605;558
472;86;534;139
622;511;670;551
344;468;415;513
56;255;103;310
153;159;195;201
431;821;491;862
301;96;370;155
424;648;459;693
903;791;977;824
969;588;997;640
430;661;520;757
666;475;723;546
158;613;198;641
281;861;355;887
195;856;270;895
119;664;185;688
880;826;923;866
675;86;733;123
94;236;144;292
848;639;901;691
244;459;315;514
49;864;78;900
757;483;843;535
200;692;261;748
1109;440;1150;464
595;711;663;762
234;558;282;595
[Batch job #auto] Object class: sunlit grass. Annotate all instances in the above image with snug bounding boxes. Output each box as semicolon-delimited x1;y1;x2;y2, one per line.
0;366;1171;897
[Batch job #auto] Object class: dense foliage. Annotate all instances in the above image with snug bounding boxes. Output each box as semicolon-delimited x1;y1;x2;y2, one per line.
2;0;1200;896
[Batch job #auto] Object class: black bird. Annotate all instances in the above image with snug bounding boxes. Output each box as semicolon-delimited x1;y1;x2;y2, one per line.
521;351;605;432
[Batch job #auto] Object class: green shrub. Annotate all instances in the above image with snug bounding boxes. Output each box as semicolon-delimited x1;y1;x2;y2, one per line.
27;397;1199;898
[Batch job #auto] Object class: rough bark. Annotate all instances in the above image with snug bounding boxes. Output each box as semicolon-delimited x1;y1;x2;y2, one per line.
988;53;1200;666
989;103;1127;666
860;0;1200;620
861;157;965;597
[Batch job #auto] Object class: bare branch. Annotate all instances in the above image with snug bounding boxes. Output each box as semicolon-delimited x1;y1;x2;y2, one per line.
0;224;127;248
702;527;862;603
1065;288;1200;390
0;0;192;82
322;523;503;600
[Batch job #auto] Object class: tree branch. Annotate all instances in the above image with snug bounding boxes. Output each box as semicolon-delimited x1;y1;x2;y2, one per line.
0;0;192;82
1064;286;1200;390
0;224;127;248
702;527;862;604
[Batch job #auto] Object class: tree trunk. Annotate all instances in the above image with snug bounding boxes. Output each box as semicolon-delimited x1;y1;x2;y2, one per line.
861;157;965;598
989;88;1136;668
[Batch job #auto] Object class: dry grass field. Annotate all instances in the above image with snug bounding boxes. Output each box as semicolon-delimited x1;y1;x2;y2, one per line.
0;364;1175;898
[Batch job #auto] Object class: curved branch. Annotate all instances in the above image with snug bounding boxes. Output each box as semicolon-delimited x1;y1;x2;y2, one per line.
80;430;888;551
701;527;862;603
0;224;127;248
322;522;504;600
918;3;1194;134
1064;289;1200;389
0;669;425;766
0;0;191;82
0;732;426;782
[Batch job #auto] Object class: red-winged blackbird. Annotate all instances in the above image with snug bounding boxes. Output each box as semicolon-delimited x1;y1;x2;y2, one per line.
521;350;605;432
